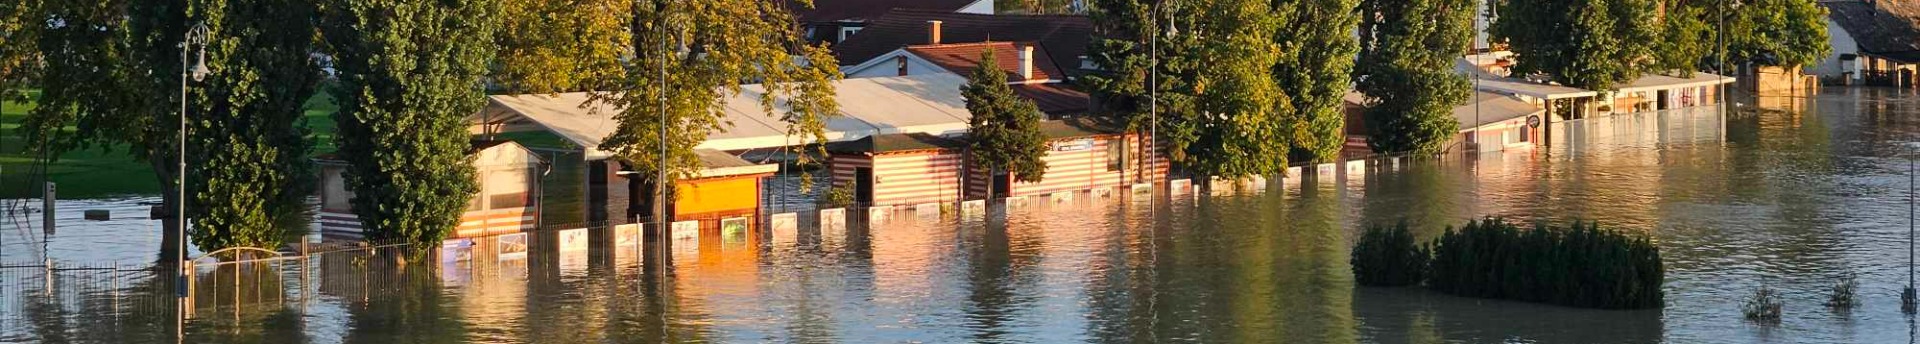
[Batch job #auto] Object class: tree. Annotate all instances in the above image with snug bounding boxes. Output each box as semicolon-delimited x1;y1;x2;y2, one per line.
1489;0;1660;91
1717;0;1830;68
1357;0;1474;154
962;50;1049;198
1652;5;1711;76
177;0;326;252
492;0;627;94
1173;0;1292;180
27;0;321;257
579;0;840;209
0;0;37;102
1272;0;1361;162
319;0;497;245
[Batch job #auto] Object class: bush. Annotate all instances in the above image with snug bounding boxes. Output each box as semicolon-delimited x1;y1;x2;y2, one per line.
1352;222;1429;286
821;184;854;208
1825;273;1859;311
1426;218;1665;309
1744;284;1783;323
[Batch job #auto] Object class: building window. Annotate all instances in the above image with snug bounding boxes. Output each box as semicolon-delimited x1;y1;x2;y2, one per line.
1106;138;1126;171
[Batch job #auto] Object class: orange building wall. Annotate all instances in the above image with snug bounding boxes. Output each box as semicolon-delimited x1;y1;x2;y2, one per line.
675;175;764;217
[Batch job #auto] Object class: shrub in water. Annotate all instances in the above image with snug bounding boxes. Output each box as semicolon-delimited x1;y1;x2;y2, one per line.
1825;273;1859;311
1426;218;1665;309
1352;222;1429;286
1744;284;1783;323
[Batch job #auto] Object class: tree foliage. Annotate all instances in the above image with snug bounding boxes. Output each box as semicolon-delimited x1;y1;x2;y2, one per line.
1707;0;1831;68
1652;5;1711;76
180;0;325;251
1357;0;1473;154
0;0;39;101
963;50;1049;188
492;0;628;94
319;0;496;244
1352;221;1429;286
1489;0;1658;91
1273;0;1361;162
27;0;319;254
568;0;840;193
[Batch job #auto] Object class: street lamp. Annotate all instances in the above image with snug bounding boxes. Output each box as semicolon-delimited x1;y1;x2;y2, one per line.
1150;0;1178;218
176;21;210;342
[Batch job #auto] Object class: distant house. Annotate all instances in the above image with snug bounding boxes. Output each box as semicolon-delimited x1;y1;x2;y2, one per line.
831;8;1094;78
840;40;1091;117
964;117;1165;199
826;133;969;207
1343;91;1545;154
1817;1;1920;87
317;140;547;240
789;0;993;45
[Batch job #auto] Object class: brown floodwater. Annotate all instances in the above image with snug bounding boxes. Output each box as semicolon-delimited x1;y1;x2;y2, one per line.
4;87;1920;343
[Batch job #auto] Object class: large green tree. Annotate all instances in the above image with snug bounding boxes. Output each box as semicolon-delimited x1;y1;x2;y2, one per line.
1489;0;1660;91
1652;4;1711;76
1357;0;1475;154
319;0;496;244
27;0;321;257
1273;0;1361;162
584;0;841;202
962;50;1049;198
1086;0;1292;184
176;0;325;251
1702;0;1830;68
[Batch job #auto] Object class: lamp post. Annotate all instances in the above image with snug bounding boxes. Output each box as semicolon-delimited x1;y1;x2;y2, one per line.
1150;0;1178;218
176;21;210;342
1907;143;1918;314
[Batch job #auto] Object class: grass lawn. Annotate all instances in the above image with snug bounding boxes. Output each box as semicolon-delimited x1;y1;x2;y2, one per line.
0;90;343;199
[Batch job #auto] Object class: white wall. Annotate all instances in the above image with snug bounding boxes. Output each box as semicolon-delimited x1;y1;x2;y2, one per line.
1811;18;1861;79
844;53;950;79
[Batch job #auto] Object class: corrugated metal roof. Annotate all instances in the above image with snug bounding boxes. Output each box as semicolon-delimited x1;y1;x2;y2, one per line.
1453;92;1543;129
1615;73;1736;93
1822;1;1920;62
470;73;975;159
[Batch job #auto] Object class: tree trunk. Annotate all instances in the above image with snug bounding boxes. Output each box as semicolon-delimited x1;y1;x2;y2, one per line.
153;153;185;265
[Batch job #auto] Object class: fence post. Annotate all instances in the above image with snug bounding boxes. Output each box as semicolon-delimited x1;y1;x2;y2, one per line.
42;182;54;238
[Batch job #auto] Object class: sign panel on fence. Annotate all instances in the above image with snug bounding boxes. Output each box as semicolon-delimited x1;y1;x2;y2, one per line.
558;228;588;252
672;220;701;262
961;200;986;217
721;217;749;250
821;208;846;246
869;207;891;223
1170;179;1191;194
1051;191;1074;205
771;212;798;246
1005;196;1027;208
497;233;529;262
915;203;940;218
615;224;640;247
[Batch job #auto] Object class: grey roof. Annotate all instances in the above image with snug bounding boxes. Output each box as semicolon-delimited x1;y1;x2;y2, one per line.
1616;73;1735;93
1454;58;1598;99
1453;92;1544;129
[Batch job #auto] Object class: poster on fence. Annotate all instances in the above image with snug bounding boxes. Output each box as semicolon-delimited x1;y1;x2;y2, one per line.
770;212;798;247
497;233;529;262
672;220;701;263
616;224;641;247
721;217;750;250
820;208;846;246
440;238;474;287
558;228;588;252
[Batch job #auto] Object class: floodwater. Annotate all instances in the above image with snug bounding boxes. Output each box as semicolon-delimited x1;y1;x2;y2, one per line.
4;87;1920;343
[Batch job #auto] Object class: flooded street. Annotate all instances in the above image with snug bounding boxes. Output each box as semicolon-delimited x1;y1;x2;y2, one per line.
5;88;1920;343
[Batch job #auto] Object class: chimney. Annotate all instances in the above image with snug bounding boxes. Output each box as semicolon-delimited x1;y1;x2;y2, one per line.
927;20;943;45
1018;44;1035;81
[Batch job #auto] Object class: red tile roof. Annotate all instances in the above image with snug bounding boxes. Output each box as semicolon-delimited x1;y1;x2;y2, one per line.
832;8;1092;76
1011;83;1090;117
906;41;1063;82
790;0;979;23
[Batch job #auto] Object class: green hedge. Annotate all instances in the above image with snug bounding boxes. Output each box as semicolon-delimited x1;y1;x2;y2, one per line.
1351;222;1428;286
1426;218;1664;309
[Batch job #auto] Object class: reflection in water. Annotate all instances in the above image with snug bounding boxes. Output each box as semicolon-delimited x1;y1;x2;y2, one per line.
11;88;1920;342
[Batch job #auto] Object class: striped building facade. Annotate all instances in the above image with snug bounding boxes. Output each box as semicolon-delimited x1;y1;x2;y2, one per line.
965;132;1169;199
828;133;970;207
316;141;545;240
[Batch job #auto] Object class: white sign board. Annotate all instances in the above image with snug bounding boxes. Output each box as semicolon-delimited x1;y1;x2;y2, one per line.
771;212;798;246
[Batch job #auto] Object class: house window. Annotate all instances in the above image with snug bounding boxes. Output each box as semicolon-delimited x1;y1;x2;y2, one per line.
896;55;909;76
1106;137;1126;171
